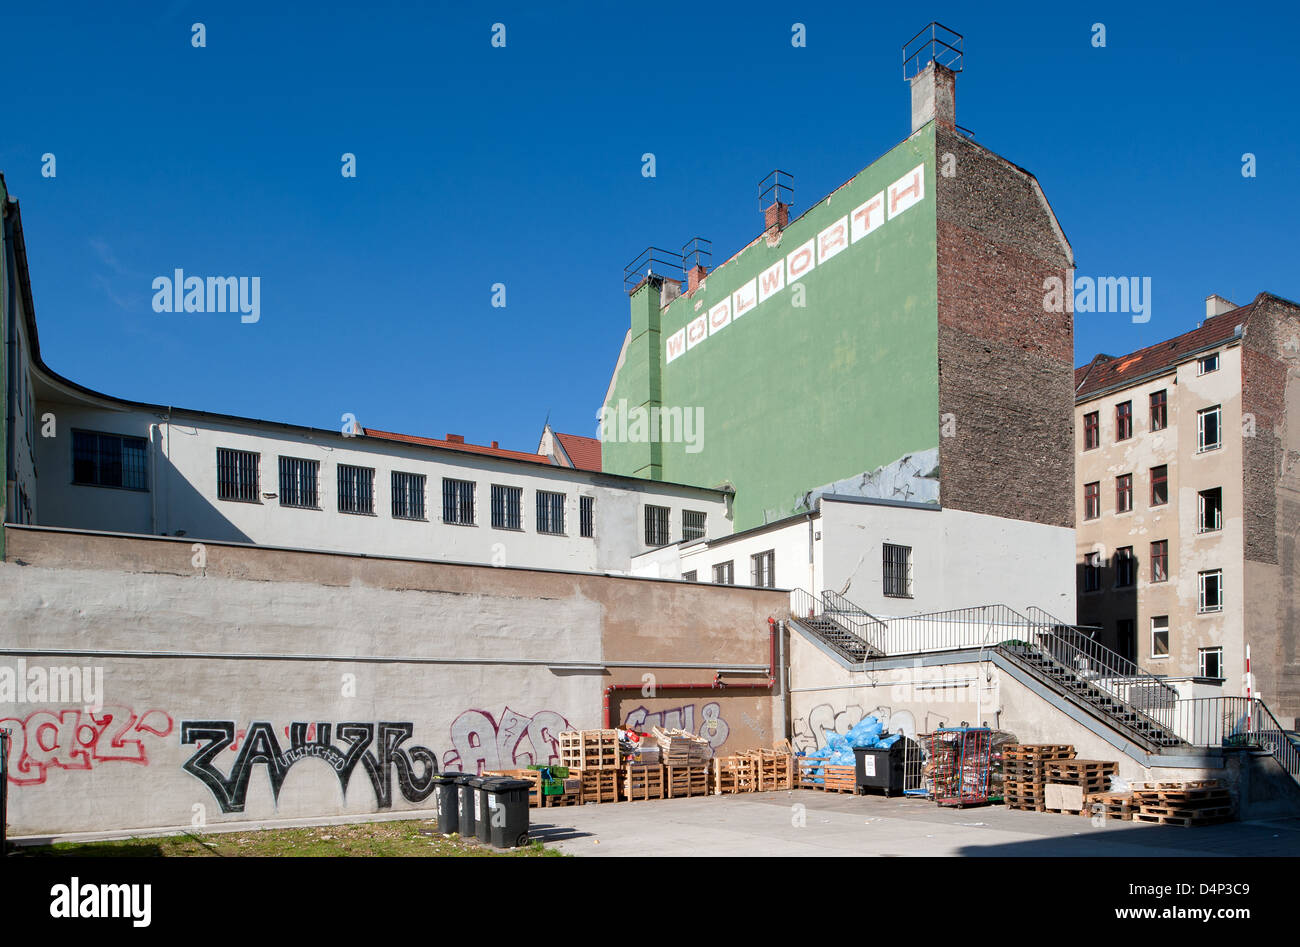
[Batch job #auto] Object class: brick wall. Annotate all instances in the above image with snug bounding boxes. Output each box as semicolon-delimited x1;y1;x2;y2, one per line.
935;128;1075;528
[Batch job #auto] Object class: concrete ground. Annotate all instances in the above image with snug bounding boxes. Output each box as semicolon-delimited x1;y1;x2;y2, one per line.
530;790;1300;857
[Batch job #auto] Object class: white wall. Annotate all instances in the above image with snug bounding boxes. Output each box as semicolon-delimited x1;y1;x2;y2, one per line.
32;395;731;574
631;514;816;590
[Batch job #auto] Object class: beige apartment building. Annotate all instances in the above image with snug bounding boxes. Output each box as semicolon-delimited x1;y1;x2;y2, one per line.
1074;292;1300;724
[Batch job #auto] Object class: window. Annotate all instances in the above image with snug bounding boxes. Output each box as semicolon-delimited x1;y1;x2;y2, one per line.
217;448;260;502
1197;406;1222;452
682;510;707;542
1084;481;1100;520
1150;465;1168;506
1198;487;1222;533
711;561;734;585
1198;352;1220;375
1083;411;1099;450
1114;547;1136;588
681;570;697;583
442;478;475;525
1116;474;1133;513
645;505;670;546
391;471;426;520
279;457;319;509
1116;401;1133;441
1149;390;1167;431
580;496;594;538
337;464;374;515
883;543;913;598
750;550;775;588
491;485;523;530
536;490;565;535
72;430;149;490
1150;540;1168;582
1199;647;1224;679
1083;552;1101;592
1151;616;1169;658
1198;569;1224;613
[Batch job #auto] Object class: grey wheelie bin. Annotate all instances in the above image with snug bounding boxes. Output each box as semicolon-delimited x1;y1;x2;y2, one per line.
456;775;481;837
432;772;465;834
479;777;534;849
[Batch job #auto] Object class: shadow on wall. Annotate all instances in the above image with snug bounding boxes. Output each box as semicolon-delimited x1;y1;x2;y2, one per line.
1075;556;1139;664
153;442;253;545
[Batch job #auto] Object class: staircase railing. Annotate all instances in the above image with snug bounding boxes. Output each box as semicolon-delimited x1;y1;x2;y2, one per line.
787;589;882;658
819;590;888;653
1173;696;1299;777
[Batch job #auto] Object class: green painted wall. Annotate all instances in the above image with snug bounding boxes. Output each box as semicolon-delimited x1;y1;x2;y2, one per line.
604;128;939;530
0;177;8;557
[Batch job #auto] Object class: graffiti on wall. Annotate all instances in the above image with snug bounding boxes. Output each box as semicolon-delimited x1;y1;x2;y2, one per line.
1;706;174;785
621;701;729;753
441;707;572;775
180;720;438;814
791;702;924;753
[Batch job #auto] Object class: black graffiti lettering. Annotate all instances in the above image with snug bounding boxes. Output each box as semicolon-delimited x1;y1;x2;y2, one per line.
182;720;439;814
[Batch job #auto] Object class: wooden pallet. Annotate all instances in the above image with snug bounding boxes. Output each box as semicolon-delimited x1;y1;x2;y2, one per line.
1005;800;1046;812
1132;789;1231;806
1085;792;1134;821
558;730;621;771
665;764;710;798
756;752;794;791
1003;744;1076;762
622;763;665;801
1044;806;1088;816
542;790;583;807
714;756;758;794
483;768;544;807
1133;809;1234;827
1129;779;1222;791
822;764;857;794
577;767;619;804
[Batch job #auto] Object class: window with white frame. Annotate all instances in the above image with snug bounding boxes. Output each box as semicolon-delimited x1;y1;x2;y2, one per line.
1198;352;1220;375
337;464;375;515
536;490;565;535
491;484;522;530
750;550;775;588
1197;405;1222;452
1198;487;1222;533
645;505;670;547
883;543;913;598
1198;569;1224;613
682;510;706;542
278;456;319;509
1199;646;1223;679
391;471;426;520
442;478;475;525
1151;616;1169;657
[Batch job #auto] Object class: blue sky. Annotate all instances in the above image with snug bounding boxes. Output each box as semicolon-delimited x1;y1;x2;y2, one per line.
3;2;1297;451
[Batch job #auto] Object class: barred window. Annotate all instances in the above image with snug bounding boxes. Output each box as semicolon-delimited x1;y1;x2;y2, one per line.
750;550;775;588
682;510;706;542
216;448;259;502
580;495;594;538
883;543;913;598
491;484;523;530
279;457;319;509
391;471;426;520
645;505;670;546
537;490;565;535
682;570;697;582
73;430;149;490
337;464;375;515
711;560;734;585
443;478;475;525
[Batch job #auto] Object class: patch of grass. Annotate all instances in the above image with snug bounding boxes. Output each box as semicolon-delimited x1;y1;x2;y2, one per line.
13;819;565;858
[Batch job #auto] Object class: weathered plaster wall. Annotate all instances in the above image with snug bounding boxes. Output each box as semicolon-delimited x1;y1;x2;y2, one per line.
0;527;784;836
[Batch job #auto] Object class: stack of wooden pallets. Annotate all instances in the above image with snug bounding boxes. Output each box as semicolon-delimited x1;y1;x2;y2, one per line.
651;727;711;767
558;730;620;771
665;764;710;798
1130;780;1234;826
484;768;544;807
1083;791;1134;821
622;763;666;801
1043;759;1119;815
1002;744;1075;812
577;767;619;804
748;745;795;791
796;758;856;793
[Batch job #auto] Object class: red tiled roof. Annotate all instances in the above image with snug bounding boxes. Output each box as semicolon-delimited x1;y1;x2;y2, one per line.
1075;297;1259;400
554;432;602;472
362;428;554;465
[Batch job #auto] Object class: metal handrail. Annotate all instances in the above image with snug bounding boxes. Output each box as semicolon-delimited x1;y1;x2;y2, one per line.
787;589;880;658
820;590;888;652
1173;697;1298;777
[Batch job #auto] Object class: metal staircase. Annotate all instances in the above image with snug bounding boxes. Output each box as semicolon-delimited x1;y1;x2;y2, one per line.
787;593;1184;753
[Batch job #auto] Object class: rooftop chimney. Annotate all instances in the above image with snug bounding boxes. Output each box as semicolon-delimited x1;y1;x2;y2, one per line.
1206;294;1237;318
686;264;707;293
681;236;713;295
903;23;962;134
446;434;464;443
758;171;793;244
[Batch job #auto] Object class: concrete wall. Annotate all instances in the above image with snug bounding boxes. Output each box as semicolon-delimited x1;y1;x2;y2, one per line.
0;526;784;836
31;392;731;575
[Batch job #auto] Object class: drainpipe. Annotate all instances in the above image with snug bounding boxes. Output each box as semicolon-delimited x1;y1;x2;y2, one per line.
602;617;779;728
